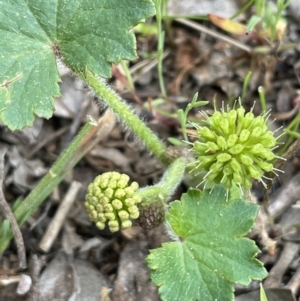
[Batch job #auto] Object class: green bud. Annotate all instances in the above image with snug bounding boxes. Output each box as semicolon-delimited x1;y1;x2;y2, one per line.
199;127;216;140
206;141;220;152
89;210;97;220
132;195;142;204
129;211;139;219
239;129;250;142
105;212;115;220
223;164;233;176
240;154;253;166
248;116;263;131
130;182;139;191
125;198;135;207
100;179;109;189
89;196;98;205
85;172;142;233
248;166;263;179
217;153;231;163
228;144;243;155
108;220;119;232
97;213;106;222
124;187;135;195
99;196;109;205
243;112;254;128
199;154;218;167
237;106;245;119
96;204;103;212
128;205;139;215
118;174;130;188
118;210;129;220
260;150;275;161
93;186;102;197
114;189;126;199
243;177;252;189
193;141;208;153
109;179;119;189
260;132;276;147
217;136;227;149
211;111;222;126
227;134;238;148
230;158;241;171
227;110;237;130
103;203;113;212
104;188;114;198
96;221;105;230
256;161;273;172
220;119;229;136
112;199;123;210
207;170;220;181
233;172;242;184
121;220;132;229
251;127;263;137
210;162;224;173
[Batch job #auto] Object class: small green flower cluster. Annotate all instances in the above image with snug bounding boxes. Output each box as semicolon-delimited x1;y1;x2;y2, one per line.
85;172;142;232
192;106;277;189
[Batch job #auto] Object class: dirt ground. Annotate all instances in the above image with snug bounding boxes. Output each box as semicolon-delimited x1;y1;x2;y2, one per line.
1;1;300;300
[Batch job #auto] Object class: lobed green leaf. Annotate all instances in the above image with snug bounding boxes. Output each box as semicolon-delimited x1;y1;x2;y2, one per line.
0;0;155;130
147;186;267;301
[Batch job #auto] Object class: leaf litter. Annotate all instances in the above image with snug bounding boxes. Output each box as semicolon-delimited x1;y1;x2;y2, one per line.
1;0;300;300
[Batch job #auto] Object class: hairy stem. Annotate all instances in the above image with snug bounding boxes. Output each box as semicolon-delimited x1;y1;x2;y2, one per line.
137;157;186;205
82;69;168;163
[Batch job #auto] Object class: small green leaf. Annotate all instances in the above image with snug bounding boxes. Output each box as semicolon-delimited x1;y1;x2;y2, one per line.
260;283;269;301
147;186;267;301
246;15;262;34
167;137;184;146
0;0;155;130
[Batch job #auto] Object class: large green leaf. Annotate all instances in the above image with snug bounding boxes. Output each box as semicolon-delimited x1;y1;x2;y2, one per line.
147;186;268;301
0;0;155;130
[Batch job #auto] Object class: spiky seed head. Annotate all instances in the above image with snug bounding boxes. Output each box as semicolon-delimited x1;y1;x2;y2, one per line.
191;104;278;190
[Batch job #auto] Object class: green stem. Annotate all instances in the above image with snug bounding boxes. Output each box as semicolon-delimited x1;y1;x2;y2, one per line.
159;157;186;197
0;119;97;255
156;0;167;98
120;60;134;90
230;0;255;19
137;157;186;204
258;86;267;112
278;110;300;154
82;69;168;163
241;71;252;103
14;119;96;225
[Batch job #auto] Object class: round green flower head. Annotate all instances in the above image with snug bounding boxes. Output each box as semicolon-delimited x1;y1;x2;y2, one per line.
85;172;142;232
191;105;277;190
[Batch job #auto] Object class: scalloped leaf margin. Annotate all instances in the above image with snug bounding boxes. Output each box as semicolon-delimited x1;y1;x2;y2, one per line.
147;186;268;301
0;0;155;130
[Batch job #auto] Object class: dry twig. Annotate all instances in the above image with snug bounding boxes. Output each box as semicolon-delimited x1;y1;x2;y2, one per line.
38;181;82;253
0;148;26;268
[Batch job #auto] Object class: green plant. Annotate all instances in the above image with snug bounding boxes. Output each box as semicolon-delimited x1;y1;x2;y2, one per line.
260;283;269;301
85;171;142;232
0;1;280;300
191;103;277;190
209;0;291;51
246;0;290;43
